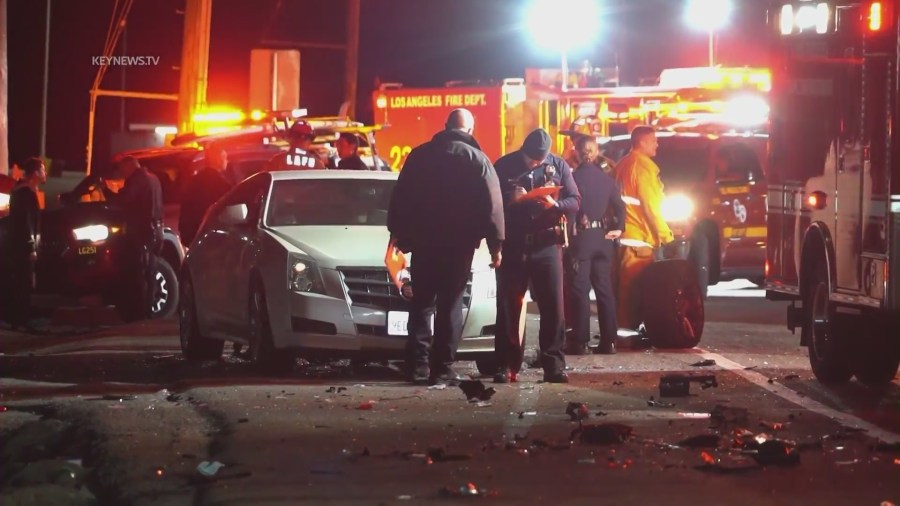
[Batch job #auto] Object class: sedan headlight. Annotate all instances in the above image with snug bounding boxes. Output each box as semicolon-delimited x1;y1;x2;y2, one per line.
471;269;497;299
72;224;110;242
661;194;694;222
289;257;325;294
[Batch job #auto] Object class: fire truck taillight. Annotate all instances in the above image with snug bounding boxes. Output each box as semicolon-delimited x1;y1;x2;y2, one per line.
375;95;388;109
869;2;883;31
806;191;827;210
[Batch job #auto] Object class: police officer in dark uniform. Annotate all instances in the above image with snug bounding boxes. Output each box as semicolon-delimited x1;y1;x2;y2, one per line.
333;133;369;170
111;156;164;320
494;128;580;383
564;136;624;355
268;121;326;170
2;158;46;330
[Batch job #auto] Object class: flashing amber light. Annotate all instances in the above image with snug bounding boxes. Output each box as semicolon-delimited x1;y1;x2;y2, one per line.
193;107;245;124
375;95;388;109
806;191;827;210
869;2;883;31
250;109;265;121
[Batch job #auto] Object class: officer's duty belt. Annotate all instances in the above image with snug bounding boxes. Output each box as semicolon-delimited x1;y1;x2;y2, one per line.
523;227;562;247
577;220;605;231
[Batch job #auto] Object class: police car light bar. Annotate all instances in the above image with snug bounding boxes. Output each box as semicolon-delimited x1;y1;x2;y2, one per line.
780;3;831;34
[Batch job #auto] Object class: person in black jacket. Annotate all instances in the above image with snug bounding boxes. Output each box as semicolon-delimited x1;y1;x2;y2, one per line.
2;158;46;330
179;143;234;247
388;108;504;385
564;136;624;356
334;133;369;171
111;156;164;320
494;128;581;384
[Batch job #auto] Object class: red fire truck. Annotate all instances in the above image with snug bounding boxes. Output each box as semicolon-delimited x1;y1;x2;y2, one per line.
766;0;899;386
372;79;528;169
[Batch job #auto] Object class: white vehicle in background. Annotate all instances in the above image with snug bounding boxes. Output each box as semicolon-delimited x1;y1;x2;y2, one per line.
179;170;502;374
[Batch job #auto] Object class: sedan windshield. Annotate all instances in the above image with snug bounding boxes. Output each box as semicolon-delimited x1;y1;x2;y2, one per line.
266;178;396;227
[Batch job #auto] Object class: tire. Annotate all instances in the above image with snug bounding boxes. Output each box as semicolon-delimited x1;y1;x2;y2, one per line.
248;284;296;376
853;318;900;387
150;257;179;319
640;259;704;349
689;232;711;299
179;275;224;362
805;262;853;384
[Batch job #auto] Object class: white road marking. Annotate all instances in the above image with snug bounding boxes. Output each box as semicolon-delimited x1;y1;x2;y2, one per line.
699;350;900;444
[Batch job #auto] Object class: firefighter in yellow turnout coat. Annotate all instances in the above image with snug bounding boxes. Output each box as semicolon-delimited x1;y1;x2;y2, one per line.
613;126;674;329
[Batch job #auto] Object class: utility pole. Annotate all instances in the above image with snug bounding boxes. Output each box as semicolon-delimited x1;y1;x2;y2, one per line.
39;0;50;158
177;0;211;134
0;0;8;175
343;0;360;118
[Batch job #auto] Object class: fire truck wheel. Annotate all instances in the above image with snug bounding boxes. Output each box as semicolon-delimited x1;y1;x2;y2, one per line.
688;232;711;299
179;275;224;362
853;321;900;387
805;263;853;384
641;259;704;349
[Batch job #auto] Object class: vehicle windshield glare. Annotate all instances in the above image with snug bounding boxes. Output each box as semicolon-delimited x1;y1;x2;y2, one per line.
266;179;395;227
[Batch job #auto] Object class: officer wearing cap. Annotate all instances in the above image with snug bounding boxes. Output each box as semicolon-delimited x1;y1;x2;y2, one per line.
493;128;580;384
268;121;326;170
564;136;624;356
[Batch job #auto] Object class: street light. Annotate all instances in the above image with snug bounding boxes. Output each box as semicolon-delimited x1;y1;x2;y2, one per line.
526;0;600;90
684;0;732;67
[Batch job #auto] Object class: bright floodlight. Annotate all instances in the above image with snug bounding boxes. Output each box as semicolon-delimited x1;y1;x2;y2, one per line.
684;0;732;31
526;0;599;51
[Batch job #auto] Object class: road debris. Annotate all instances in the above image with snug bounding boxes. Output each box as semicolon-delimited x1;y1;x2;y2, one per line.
356;401;377;410
100;394;137;402
759;421;786;431
427;448;473;463
326;386;348;393
566;402;590;421
572;423;633;445
783;374;800;380
459;380;496;401
690;359;716;367
439;482;496;498
709;405;749;428
427;384;448;390
678;434;723;448
647;397;675;408
659;374;718;397
196;460;225;478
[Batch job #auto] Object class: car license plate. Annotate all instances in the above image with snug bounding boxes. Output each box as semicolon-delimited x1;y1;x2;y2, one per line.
77;245;97;255
387;311;434;336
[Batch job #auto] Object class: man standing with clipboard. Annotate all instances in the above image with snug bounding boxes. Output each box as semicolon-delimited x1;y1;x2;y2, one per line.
493;128;581;384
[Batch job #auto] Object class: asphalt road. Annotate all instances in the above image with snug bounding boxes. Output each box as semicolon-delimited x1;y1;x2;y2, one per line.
0;281;897;505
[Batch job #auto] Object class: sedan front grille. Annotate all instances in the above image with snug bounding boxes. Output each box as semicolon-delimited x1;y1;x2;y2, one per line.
339;268;473;311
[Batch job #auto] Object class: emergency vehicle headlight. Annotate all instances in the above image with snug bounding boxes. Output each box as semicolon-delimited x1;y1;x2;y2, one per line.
72;224;110;243
723;95;769;126
0;193;9;210
779;3;830;35
472;269;497;299
661;195;695;222
289;257;325;294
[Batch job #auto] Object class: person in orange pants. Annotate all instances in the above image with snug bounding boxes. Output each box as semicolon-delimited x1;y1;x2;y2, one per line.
613;126;674;329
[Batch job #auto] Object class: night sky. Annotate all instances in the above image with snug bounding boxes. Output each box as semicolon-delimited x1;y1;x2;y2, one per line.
6;0;769;171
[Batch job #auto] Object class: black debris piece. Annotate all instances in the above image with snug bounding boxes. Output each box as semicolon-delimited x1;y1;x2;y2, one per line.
237;418;249;424
647;397;675;408
744;365;759;371
428;448;473;462
678;434;722;448
691;359;717;367
459;380;496;402
166;393;183;402
709;405;749;428
612;380;625;386
659;374;718;397
783;374;800;380
361;447;371;457
566;402;590;421
752;439;801;466
326;386;348;393
572;423;633;445
439;483;496;498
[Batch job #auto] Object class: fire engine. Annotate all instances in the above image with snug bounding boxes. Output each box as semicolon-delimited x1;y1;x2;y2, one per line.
766;0;899;386
372;79;528;169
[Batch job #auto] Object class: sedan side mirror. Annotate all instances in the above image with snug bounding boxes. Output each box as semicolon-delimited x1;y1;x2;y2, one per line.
221;203;250;226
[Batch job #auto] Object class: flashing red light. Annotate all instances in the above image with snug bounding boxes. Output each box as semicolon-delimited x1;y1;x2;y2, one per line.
869;2;883;31
806;191;827;210
765;259;770;278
